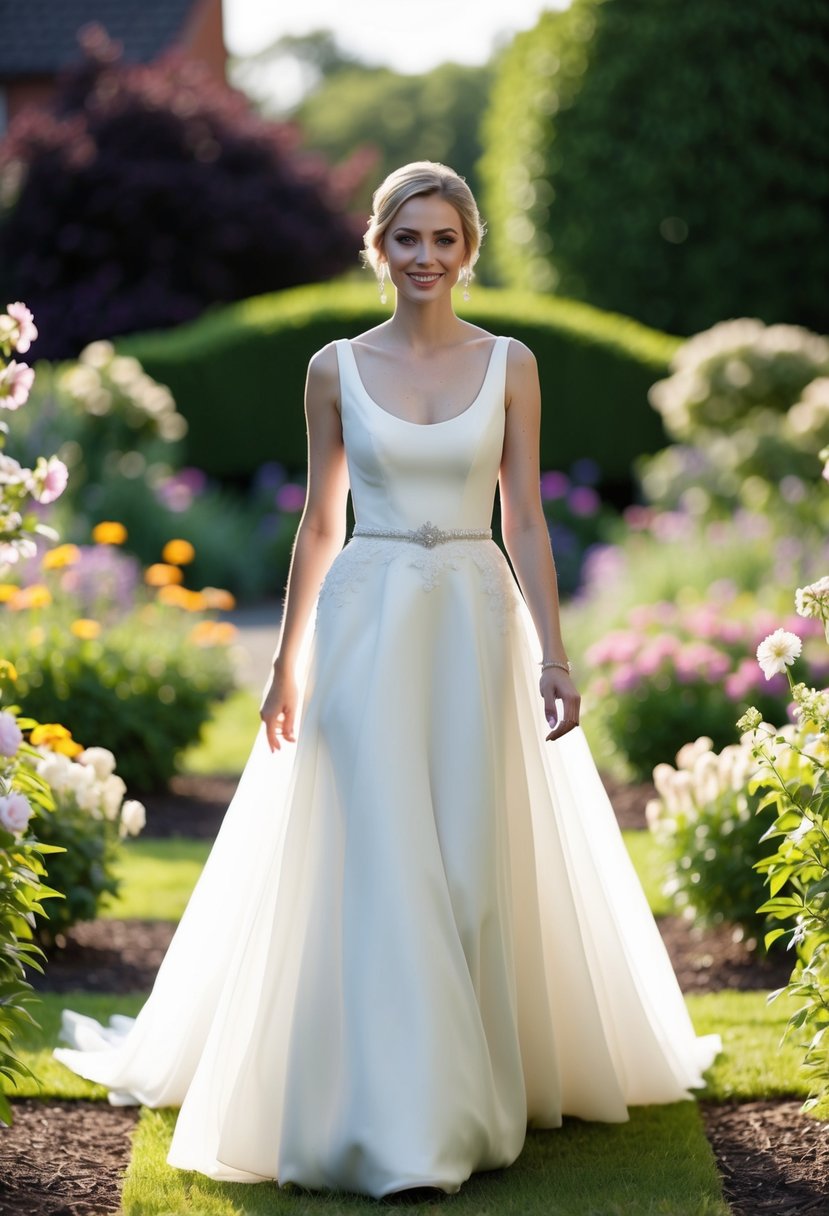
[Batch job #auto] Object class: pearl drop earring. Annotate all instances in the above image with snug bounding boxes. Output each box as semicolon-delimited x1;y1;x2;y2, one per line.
378;263;387;305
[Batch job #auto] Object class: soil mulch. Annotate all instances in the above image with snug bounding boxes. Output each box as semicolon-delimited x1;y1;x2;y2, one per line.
6;771;825;1214
701;1100;829;1216
0;1099;138;1216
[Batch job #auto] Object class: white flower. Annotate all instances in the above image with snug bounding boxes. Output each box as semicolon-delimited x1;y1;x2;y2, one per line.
692;750;722;806
795;576;829;620
675;736;714;770
756;629;802;680
120;799;146;837
78;746;117;781
0;710;23;757
100;773;127;820
0;791;32;833
63;763;97;795
75;783;102;815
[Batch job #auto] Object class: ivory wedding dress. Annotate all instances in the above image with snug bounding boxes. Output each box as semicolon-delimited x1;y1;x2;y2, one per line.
54;336;720;1198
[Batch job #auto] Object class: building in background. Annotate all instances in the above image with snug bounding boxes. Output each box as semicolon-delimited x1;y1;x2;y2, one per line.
0;0;226;133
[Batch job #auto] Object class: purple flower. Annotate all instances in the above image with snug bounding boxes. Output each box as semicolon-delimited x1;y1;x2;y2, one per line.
569;457;601;486
253;461;287;493
0;791;32;834
6;302;38;353
275;482;306;513
540;470;570;501
568;486;601;518
0;710;23;757
55;544;142;614
0;360;35;409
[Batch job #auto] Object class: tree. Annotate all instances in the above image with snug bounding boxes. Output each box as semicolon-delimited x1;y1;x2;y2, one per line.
481;0;829;335
0;26;366;358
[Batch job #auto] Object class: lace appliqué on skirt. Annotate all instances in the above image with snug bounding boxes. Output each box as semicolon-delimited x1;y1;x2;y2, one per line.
317;538;518;632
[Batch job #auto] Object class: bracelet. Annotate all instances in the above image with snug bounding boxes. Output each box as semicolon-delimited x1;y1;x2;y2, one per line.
540;659;572;674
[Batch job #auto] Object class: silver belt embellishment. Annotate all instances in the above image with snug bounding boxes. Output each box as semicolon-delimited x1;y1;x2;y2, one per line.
352;520;492;548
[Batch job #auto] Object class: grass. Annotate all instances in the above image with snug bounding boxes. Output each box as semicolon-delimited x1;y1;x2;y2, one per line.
1;992;144;1100
179;687;259;776
122;1103;728;1216
104;838;211;921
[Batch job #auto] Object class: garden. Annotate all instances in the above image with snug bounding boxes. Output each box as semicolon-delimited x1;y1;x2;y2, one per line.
2;2;829;1213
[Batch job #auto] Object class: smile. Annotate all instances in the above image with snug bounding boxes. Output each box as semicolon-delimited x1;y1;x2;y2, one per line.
407;273;443;284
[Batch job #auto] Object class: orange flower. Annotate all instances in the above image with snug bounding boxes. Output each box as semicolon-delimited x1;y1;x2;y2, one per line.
190;620;238;647
144;563;184;587
0;583;20;602
8;584;52;610
0;659;18;681
210;621;238;644
156;584;192;608
42;543;81;570
189;620;216;646
70;618;101;640
92;521;127;545
161;538;195;565
181;589;208;613
199;586;236;611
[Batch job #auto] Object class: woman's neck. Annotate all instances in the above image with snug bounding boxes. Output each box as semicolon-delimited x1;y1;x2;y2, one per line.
384;295;468;353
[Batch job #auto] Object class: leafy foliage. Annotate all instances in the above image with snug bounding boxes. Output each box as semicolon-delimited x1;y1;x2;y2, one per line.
0;27;363;359
4;611;236;792
294;61;494;214
121;281;676;487
480;0;829;335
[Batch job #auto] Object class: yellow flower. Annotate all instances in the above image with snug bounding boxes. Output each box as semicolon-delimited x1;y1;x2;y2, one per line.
190;620;238;647
181;589;208;613
0;583;19;602
189;620;216;646
8;584;52;610
70;618;101;640
144;563;184;587
42;543;81;570
161;538;195;565
92;520;127;545
28;626;45;645
0;659;18;681
199;586;236;611
211;621;238;644
28;721;84;756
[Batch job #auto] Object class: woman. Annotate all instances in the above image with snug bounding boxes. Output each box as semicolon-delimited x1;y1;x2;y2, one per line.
55;162;720;1198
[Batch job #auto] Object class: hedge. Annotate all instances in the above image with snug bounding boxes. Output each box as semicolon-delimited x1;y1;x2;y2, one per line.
121;282;678;487
480;0;829;337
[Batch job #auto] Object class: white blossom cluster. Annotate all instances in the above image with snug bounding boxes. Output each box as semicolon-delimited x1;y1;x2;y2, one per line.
647;734;759;840
58;341;187;442
648;318;829;441
33;745;146;838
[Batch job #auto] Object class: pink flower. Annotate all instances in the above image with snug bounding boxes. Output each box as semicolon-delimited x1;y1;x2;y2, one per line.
275;483;306;513
611;664;641;693
0;360;35;409
0;711;23;757
32;455;69;504
0;791;32;834
540;471;570;500
586;630;641;666
6;302;38;353
568;486;600;517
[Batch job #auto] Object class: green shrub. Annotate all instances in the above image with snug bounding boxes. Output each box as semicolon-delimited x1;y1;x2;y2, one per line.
4;610;236;792
480;0;829;336
121;281;676;486
645;735;778;946
26;737;146;946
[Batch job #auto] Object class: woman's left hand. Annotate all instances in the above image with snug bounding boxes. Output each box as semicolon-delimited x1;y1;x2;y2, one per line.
540;669;581;741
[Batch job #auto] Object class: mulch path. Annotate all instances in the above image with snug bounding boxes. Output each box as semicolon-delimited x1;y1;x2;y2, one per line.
5;771;826;1214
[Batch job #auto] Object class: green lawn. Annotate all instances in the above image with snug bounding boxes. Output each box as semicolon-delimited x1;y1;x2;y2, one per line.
179;688;260;776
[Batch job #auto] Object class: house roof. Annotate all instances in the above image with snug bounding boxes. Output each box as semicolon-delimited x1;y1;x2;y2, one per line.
0;0;200;76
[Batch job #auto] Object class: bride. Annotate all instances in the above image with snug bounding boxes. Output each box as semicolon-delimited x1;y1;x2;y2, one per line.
54;161;720;1199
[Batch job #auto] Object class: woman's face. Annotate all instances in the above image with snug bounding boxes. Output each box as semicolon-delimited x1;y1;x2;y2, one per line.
380;194;467;303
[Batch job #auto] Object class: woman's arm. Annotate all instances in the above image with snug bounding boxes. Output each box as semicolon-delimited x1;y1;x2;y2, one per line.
260;343;350;750
499;339;581;741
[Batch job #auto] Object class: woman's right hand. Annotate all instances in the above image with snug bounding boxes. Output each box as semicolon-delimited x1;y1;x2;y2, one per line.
259;663;298;752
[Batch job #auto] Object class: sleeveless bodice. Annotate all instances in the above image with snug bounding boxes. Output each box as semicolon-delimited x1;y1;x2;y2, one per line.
336;337;509;532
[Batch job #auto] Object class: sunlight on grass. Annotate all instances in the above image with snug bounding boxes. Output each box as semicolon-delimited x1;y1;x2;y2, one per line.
104;838;211;921
622;830;672;917
123;1103;728;1216
1;992;144;1100
687;989;811;1101
179;687;259;776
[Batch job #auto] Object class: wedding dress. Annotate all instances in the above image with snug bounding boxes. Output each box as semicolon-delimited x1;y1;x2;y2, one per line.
54;335;720;1198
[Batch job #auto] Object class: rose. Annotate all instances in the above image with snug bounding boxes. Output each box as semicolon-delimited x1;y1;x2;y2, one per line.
0;791;32;833
0;710;23;757
78;746;117;781
120;799;146;837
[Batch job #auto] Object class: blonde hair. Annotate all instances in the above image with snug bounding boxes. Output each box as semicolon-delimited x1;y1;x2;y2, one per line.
362;161;485;278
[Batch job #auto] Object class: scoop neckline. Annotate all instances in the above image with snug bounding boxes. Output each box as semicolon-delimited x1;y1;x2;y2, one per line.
344;336;502;429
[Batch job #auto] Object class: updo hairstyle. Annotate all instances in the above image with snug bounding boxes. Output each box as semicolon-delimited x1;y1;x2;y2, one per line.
362;161;485;282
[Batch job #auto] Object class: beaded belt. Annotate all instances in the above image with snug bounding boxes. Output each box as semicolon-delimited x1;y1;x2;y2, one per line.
352;520;492;548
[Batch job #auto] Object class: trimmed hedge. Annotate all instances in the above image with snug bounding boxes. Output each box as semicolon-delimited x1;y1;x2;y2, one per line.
480;0;829;336
121;282;677;486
